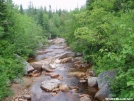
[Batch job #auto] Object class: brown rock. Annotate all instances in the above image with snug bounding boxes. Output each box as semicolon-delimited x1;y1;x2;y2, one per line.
52;88;60;92
59;84;69;92
23;94;31;100
80;96;91;101
58;75;63;80
45;73;59;78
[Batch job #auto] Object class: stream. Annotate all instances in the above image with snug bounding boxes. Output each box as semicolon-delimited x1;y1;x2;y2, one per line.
28;38;98;101
3;38;99;101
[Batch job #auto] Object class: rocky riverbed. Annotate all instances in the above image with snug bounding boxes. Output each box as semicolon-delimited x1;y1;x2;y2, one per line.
3;38;103;101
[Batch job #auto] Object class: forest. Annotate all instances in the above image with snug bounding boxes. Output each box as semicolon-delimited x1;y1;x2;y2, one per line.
0;0;134;100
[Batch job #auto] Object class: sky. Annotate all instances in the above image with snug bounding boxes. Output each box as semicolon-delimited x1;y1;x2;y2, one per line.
12;0;86;11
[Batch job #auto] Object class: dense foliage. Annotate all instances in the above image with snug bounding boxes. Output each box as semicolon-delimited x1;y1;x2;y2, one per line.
0;0;46;99
62;0;134;98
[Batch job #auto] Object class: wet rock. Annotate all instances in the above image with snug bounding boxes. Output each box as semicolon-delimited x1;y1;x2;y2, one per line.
33;70;40;74
52;88;60;92
23;94;31;100
88;77;97;87
97;70;118;89
95;84;112;100
40;79;61;92
60;57;73;63
69;72;86;78
42;64;54;72
31;63;42;71
45;72;59;78
80;96;91;101
24;65;34;75
74;57;83;62
59;84;69;92
30;72;41;77
58;52;75;59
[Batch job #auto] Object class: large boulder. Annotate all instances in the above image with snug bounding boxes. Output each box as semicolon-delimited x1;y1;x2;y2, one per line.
42;63;54;72
97;70;118;89
14;54;34;75
25;65;34;75
88;77;97;87
40;79;61;92
95;70;118;100
95;84;112;100
31;62;42;71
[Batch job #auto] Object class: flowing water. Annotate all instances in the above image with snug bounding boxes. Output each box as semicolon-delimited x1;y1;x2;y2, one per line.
28;38;98;101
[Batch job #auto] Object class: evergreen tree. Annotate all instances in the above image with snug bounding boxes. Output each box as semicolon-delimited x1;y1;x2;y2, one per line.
20;4;24;14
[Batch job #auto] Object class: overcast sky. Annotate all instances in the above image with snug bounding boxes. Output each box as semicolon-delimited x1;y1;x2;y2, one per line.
12;0;86;11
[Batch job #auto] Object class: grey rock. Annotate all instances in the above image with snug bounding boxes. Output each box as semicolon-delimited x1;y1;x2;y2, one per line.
42;64;54;72
14;54;34;75
57;52;76;59
88;77;97;87
40;79;61;91
95;84;112;100
97;70;118;89
31;63;42;71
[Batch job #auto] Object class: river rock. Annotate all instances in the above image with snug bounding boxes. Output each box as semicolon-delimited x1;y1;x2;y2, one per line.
80;96;91;101
23;94;31;100
31;62;42;71
42;63;54;72
59;84;69;92
88;77;97;87
97;70;118;89
95;84;112;100
58;52;75;59
14;54;34;75
45;72;59;78
74;57;83;62
40;79;61;92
